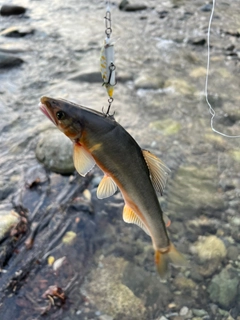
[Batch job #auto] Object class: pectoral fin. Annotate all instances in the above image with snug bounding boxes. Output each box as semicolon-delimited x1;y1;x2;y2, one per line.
97;175;117;199
73;143;95;177
142;150;171;195
123;205;149;235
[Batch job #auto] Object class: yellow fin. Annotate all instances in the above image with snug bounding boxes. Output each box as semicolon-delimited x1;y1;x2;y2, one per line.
155;243;188;278
123;205;149;235
73;143;95;177
142;150;171;195
97;175;117;199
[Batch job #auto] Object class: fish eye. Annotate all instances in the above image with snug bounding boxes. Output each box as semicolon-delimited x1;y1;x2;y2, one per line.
56;111;66;120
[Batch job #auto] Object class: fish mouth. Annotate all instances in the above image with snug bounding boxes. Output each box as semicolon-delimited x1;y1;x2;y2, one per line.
39;102;57;126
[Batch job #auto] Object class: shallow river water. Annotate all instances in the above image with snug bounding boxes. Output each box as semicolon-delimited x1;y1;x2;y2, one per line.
0;0;240;319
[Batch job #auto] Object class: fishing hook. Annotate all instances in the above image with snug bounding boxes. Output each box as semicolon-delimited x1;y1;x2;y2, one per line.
102;97;115;117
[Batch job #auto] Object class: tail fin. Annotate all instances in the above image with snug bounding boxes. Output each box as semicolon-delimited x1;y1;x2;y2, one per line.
155;242;187;278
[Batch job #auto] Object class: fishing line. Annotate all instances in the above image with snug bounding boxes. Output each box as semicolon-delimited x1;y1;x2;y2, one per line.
205;0;240;138
100;1;117;116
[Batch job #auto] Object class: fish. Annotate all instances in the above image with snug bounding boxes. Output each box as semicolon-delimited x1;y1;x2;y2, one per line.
100;37;116;98
39;96;186;277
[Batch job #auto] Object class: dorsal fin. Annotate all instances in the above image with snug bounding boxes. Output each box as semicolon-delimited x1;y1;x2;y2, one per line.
73;143;95;177
123;205;149;235
142;150;171;195
97;175;117;199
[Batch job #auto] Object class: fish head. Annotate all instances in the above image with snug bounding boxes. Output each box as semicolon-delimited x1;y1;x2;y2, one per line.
39;96;82;140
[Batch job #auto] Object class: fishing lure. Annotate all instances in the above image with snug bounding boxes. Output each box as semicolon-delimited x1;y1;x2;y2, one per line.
100;2;116;114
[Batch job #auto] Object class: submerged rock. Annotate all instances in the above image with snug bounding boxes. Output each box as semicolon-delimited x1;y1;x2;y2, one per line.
0;4;26;16
119;0;147;11
0;26;34;38
0;210;20;241
190;236;227;277
0;53;24;68
36;129;75;174
208;267;240;309
82;256;147;319
191;236;227;263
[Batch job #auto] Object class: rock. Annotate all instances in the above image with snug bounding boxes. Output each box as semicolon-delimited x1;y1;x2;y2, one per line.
149;119;181;135
82;256;147;319
200;4;213;12
192;309;208;317
179;306;189;316
134;74;165;90
0;4;26;16
0;210;20;241
190;67;207;78
191;236;227;263
69;71;102;83
174;276;196;293
227;245;239;261
122;262;172;308
188;38;206;46
0;52;24;68
208;267;240;309
119;0;147;11
0;26;34;38
167;166;224;220
164;78;196;96
35;129;75;174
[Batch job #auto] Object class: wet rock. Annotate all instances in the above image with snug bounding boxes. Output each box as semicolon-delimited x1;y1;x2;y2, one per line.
200;4;213;12
119;0;147;12
0;210;20;241
0;4;26;16
82;256;147;319
208;267;240;309
149;119;181;135
35;129;75;174
0;52;24;68
188;38;206;46
0;26;34;38
167;166;224;220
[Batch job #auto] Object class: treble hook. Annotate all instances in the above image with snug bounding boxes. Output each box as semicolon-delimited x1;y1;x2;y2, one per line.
102;97;115;117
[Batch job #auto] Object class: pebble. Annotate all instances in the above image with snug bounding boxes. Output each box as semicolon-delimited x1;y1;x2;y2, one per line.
0;4;26;16
35;129;75;174
0;52;24;68
179;306;189;316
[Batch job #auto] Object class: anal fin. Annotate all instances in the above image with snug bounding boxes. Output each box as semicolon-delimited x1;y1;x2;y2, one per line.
123;205;149;235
